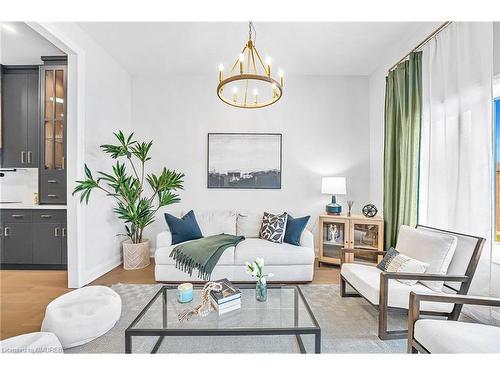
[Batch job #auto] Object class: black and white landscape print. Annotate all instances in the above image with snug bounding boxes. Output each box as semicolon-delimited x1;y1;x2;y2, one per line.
208;133;282;189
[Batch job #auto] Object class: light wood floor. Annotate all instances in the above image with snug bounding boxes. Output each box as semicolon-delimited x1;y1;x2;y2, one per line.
0;260;340;340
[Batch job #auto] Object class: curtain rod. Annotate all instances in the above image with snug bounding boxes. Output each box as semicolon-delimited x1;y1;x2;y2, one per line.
388;21;452;72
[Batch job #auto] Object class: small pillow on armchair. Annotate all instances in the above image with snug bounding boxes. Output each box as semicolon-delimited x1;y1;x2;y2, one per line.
386;254;429;285
164;210;203;245
396;225;457;292
377;247;429;285
259;212;288;243
377;247;399;271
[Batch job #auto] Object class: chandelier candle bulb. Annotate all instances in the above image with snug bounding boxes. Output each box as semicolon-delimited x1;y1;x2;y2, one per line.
279;70;284;86
239;54;244;74
253;88;258;104
265;56;272;77
218;64;224;82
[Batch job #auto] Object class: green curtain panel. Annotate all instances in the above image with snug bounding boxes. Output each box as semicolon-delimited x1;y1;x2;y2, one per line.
383;52;422;249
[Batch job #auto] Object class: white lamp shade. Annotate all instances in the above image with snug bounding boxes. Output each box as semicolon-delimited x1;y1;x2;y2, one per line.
321;177;346;195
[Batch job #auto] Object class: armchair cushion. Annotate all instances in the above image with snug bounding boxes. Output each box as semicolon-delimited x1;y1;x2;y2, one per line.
414;320;500;353
396;225;457;292
341;263;454;312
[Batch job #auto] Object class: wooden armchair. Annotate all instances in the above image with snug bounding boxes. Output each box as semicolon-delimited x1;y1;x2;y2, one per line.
340;225;485;340
408;292;500;353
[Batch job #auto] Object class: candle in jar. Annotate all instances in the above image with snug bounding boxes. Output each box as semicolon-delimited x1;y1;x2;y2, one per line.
177;283;193;303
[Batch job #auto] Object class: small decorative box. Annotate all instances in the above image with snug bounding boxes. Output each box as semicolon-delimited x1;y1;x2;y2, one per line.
177;283;193;303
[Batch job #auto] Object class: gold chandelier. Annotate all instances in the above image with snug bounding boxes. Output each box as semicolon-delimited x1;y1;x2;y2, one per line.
217;22;284;109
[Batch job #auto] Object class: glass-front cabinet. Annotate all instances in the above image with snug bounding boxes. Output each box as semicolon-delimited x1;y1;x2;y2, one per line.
318;214;384;265
39;57;67;205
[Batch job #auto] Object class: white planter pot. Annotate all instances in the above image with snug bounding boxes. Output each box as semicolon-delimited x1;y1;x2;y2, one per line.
122;239;150;270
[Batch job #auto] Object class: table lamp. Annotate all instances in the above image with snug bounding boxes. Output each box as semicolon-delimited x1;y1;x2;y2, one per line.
321;177;346;215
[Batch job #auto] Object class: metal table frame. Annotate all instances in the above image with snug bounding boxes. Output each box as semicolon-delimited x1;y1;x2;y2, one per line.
125;284;321;354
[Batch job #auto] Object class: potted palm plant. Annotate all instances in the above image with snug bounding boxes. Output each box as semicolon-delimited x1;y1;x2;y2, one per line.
73;131;184;270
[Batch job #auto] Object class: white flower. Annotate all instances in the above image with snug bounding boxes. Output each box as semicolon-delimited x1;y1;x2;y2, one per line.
251;266;258;276
245;261;251;267
245;267;252;275
267;272;274;278
255;257;265;267
260;277;267;285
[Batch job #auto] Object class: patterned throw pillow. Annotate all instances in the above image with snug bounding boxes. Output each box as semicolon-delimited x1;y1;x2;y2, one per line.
377;247;399;271
386;254;429;285
259;212;288;243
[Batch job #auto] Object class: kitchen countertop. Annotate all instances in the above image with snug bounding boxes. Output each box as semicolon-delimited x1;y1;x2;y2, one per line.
0;203;67;210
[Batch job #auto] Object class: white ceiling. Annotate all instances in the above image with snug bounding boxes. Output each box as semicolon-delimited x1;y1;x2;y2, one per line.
78;22;440;77
0;22;65;65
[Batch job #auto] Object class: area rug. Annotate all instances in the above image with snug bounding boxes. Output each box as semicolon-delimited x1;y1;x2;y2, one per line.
66;283;408;354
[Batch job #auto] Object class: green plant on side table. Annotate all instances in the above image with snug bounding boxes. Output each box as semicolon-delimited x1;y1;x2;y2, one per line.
73;131;184;270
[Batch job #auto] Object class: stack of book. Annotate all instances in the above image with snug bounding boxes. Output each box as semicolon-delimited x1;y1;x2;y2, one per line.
210;278;241;315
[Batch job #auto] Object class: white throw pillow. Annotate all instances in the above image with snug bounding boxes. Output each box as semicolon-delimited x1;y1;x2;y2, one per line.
396;225;457;292
237;212;263;237
191;210;237;236
386;253;430;285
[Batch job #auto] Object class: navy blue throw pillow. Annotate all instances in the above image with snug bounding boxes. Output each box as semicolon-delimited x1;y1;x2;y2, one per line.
284;214;310;246
164;210;203;245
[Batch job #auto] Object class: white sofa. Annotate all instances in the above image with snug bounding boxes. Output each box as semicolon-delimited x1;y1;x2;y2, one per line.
155;210;315;282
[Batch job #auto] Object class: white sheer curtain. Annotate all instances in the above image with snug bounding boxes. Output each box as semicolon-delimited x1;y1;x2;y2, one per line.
419;23;494;318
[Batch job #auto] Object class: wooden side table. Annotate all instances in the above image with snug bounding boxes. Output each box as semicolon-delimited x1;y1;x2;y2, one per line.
318;214;384;266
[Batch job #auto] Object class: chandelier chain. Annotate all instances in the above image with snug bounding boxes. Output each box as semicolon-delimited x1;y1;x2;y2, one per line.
248;21;257;45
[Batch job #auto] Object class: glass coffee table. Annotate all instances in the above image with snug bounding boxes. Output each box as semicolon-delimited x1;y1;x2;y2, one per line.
125;284;321;354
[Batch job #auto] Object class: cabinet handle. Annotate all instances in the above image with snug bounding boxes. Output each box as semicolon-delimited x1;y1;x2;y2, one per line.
40;214;53;219
54;227;60;237
27;151;32;164
11;214;24;219
47;194;58;198
62;228;66;237
4;227;10;237
47;180;58;184
21;151;26;164
62;156;65;170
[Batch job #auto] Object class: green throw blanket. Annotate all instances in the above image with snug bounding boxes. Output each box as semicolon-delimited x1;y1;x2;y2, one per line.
170;234;245;280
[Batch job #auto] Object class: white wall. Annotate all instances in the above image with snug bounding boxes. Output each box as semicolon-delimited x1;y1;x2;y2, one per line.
1;22;64;65
368;23;442;210
494;22;500;75
33;23;132;287
131;75;370;251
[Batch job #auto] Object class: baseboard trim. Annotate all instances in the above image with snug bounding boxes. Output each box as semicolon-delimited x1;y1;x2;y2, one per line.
82;256;122;286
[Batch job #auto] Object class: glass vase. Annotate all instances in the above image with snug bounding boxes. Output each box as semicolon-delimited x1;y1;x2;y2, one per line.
256;279;267;302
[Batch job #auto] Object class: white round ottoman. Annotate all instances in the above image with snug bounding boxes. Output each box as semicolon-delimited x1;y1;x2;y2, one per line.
41;286;121;349
0;332;62;354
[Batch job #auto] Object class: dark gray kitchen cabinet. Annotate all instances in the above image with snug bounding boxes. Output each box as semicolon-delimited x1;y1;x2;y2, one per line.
0;209;66;269
61;231;67;265
1;66;39;168
39;59;67;204
0;223;4;264
2;223;33;264
33;223;62;264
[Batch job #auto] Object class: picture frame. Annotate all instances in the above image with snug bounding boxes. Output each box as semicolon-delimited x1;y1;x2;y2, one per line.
207;133;282;189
